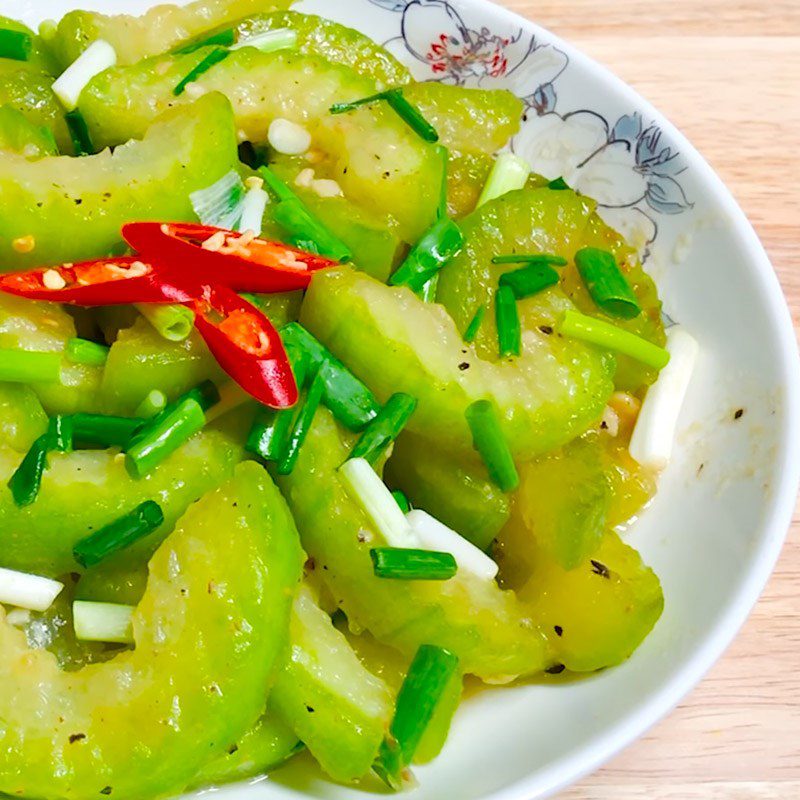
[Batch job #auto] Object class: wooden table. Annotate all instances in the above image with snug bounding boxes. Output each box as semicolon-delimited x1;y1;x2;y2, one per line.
497;1;800;797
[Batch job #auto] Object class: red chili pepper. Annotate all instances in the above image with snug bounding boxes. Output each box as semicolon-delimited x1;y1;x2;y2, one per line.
190;284;297;408
0;257;195;306
122;222;335;293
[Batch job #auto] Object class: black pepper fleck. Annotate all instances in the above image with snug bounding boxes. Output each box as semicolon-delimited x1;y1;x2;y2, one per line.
306;706;315;713
590;559;610;579
69;733;86;744
458;362;469;371
227;744;239;755
538;325;553;335
734;408;744;420
554;625;563;637
100;787;112;795
304;556;316;572
545;664;565;674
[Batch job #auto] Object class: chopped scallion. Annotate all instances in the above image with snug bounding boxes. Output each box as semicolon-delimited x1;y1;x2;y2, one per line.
389;217;464;293
419;273;439;303
237;184;268;235
0;28;32;61
135;390;168;419
391;489;410;514
65;337;109;367
495;284;521;358
73;600;135;644
189;170;245;229
370;547;457;580
276;368;325;475
135;303;195;342
574;246;641;319
184;379;221;412
330;89;438;143
125;395;206;478
548;176;569;190
0;349;60;384
374;645;460;789
462;305;486;344
65;109;94;156
339;458;417;547
172;27;235;55
348;393;417;465
7;433;49;507
559;309;670;370
259;166;352;262
230;28;297;53
71;413;143;448
73;500;164;567
498;262;560;299
477;152;530;207
491;253;567;266
52;39;116;112
173;47;229;96
280;323;379;431
464;399;519;492
0;567;63;612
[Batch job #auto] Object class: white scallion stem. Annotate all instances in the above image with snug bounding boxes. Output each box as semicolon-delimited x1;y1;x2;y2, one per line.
477;152;531;207
135;303;194;342
73;601;135;644
190;170;246;229
406;509;499;581
52;40;117;111
629;325;699;470
230;28;298;54
339;458;418;547
0;568;63;612
237;186;269;236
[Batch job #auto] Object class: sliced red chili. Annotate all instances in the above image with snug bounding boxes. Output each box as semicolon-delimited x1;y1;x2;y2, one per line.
0;257;195;306
122;222;335;293
191;284;297;408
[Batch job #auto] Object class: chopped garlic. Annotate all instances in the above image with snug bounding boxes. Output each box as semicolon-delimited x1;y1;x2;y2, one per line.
5;608;31;627
183;82;206;99
294;168;315;188
42;269;66;290
312;178;343;198
52;39;117;111
12;235;35;254
629;326;698;470
268;118;311;155
201;231;226;252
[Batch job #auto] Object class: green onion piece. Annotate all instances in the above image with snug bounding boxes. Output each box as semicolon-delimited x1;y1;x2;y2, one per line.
48;415;73;452
462;305;486;344
65;337;109;367
173;47;229;96
491;253;567;266
73;500;164;568
0;349;61;384
280;323;379;431
498;262;560;299
246;349;310;463
436;144;449;219
495;284;521;358
7;433;49;507
184;379;221;412
189;170;245;229
374;645;460;788
477;152;530;207
330;89;439;143
548;176;569;190
0;29;32;63
574;246;642;319
135;303;195;342
64;109;93;156
135;390;168;419
0;28;32;61
560;309;670;369
230;28;297;53
71;414;144;448
391;489;410;514
348;393;417;465
370;547;457;580
465;399;519;492
259;166;352;262
73;600;135;644
125;397;206;478
172;26;235;55
389;217;464;293
419;273;438;303
276;369;325;475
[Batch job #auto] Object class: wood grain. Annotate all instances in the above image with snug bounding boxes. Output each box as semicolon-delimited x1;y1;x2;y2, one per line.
498;1;800;797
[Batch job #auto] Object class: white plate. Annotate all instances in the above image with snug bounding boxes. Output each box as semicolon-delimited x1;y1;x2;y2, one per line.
16;1;800;798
